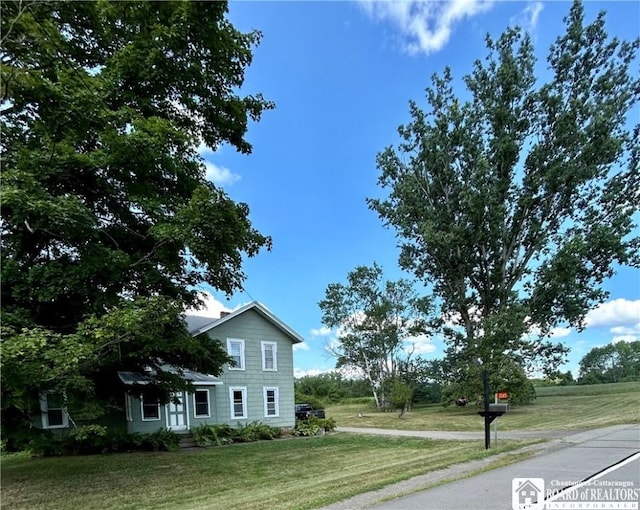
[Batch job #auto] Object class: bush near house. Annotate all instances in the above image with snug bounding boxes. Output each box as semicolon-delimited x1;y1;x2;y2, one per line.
293;416;337;437
15;427;181;457
191;422;282;447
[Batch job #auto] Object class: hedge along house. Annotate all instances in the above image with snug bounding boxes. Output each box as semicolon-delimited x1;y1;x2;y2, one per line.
117;301;304;434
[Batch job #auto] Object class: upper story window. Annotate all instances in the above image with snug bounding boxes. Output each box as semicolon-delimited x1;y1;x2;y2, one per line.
227;338;245;370
40;392;68;429
261;341;277;371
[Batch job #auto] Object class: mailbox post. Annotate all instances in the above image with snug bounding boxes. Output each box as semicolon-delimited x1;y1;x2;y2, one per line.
477;369;508;449
483;369;490;449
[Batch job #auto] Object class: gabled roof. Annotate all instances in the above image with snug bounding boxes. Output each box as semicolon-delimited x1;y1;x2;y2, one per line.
186;301;304;344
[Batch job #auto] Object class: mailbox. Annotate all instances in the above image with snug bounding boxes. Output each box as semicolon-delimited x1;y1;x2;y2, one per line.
489;403;508;413
478;403;508;423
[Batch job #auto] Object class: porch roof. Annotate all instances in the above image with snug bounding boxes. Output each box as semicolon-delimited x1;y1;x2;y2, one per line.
118;369;223;386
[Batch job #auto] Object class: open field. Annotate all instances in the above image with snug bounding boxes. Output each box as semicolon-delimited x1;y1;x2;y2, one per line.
328;381;640;431
0;435;538;510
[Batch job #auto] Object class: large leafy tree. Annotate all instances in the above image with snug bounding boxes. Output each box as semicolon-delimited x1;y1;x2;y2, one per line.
578;341;640;384
368;1;639;398
319;264;432;408
1;1;273;427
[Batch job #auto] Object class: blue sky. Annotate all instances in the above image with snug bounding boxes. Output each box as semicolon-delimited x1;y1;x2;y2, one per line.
189;1;640;379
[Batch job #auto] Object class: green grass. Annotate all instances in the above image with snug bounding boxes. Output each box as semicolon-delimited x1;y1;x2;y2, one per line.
0;435;538;510
3;382;636;510
329;381;640;431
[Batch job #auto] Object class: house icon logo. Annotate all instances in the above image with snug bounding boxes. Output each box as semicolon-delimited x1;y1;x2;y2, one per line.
512;478;545;510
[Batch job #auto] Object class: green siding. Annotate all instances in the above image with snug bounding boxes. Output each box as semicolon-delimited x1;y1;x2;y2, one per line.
126;307;298;433
206;308;296;428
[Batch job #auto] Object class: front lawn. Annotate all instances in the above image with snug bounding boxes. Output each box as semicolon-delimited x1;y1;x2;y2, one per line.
328;381;640;431
1;434;538;510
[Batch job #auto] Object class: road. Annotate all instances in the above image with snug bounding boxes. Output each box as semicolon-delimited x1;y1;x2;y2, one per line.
322;424;640;510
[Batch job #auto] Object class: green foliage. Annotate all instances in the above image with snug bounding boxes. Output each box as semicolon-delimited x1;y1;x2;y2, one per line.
292;418;319;437
191;424;234;447
293;393;327;411
578;341;640;384
191;422;281;447
440;360;536;407
368;1;639;400
412;382;442;405
539;371;575;386
13;427;179;456
1;1;272;429
384;378;413;416
319;263;433;408
293;415;336;436
235;421;281;442
295;372;346;403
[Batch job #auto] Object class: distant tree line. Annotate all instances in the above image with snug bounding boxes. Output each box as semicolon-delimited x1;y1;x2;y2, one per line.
294;371;442;410
578;341;640;385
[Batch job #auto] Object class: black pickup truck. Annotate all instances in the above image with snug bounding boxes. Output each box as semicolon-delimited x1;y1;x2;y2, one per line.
295;403;325;420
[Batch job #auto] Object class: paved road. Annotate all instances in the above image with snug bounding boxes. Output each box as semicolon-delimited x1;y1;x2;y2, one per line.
322;424;640;510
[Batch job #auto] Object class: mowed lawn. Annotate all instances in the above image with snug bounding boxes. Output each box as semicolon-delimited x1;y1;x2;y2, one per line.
329;381;640;431
0;435;538;510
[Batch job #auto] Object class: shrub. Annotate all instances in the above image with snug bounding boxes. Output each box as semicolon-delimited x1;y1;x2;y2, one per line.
138;429;180;452
234;422;281;442
293;419;320;437
68;425;108;454
292;415;335;436
191;424;234;447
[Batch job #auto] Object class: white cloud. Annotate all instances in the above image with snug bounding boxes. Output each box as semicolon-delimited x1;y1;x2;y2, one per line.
549;327;571;339
196;141;216;157
610;323;640;336
293;342;310;352
310;326;332;337
404;334;437;354
204;161;241;186
585;299;640;328
359;0;493;55
185;291;229;318
510;2;543;33
612;335;639;344
293;368;332;378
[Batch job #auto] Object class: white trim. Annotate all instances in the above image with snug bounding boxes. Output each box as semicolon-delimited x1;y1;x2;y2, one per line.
39;392;69;429
125;393;133;422
263;387;279;418
165;392;187;431
192;301;304;344
140;393;161;421
261;341;278;371
229;386;247;419
193;389;211;418
227;338;245;370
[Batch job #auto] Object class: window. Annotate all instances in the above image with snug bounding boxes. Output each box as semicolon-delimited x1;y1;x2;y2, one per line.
141;392;160;421
261;341;277;371
194;389;210;418
263;387;279;417
230;387;247;419
227;339;245;370
40;392;68;429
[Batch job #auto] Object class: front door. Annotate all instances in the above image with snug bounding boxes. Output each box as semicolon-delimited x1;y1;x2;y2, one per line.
166;392;187;431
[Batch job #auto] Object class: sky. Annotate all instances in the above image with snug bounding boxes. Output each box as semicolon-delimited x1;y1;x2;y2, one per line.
187;0;640;380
